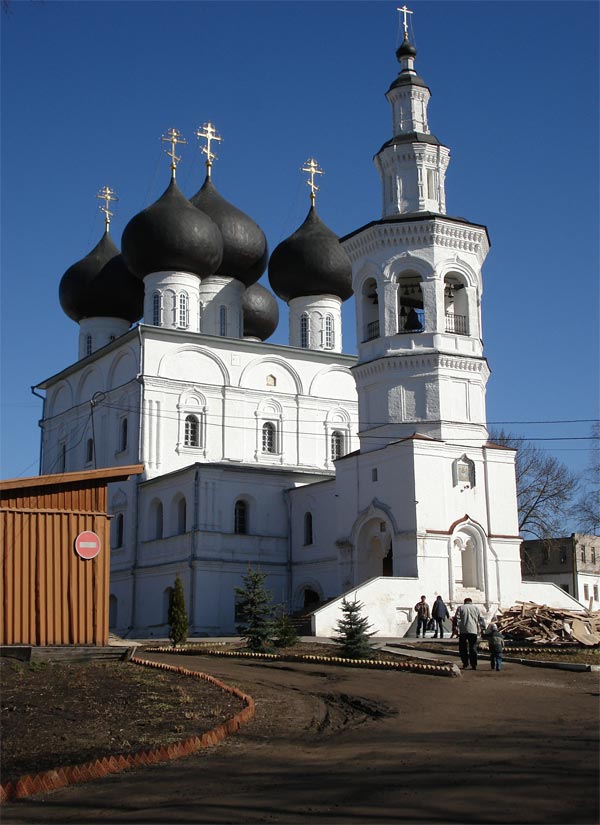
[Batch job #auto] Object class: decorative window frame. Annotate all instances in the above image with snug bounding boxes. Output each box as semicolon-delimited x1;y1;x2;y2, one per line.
255;401;283;463
300;313;310;348
324;409;351;469
176;391;207;457
452;454;476;489
153;290;164;326
330;430;344;462
323;314;335;350
177;291;190;329
234;499;249;535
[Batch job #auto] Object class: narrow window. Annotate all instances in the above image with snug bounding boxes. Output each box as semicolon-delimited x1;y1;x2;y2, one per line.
178;292;189;328
300;313;309;348
86;335;93;356
219;305;228;336
177;497;186;534
581;546;587;562
262;422;276;454
114;513;124;549
324;314;335;349
584;584;590;601
542;548;549;565
331;430;344;461
304;512;313;545
59;443;66;473
594;585;599;601
120;417;128;452
86;437;94;464
372;468;378;482
559;548;567;564
109;335;116;342
592;549;597;564
154;501;163;540
234;500;248;534
184;414;200;447
153;291;163;326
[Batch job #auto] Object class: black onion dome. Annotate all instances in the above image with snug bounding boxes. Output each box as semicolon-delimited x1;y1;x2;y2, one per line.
190;176;268;287
90;254;144;322
242;282;279;341
268;206;352;303
121;178;223;280
59;231;118;321
396;35;417;59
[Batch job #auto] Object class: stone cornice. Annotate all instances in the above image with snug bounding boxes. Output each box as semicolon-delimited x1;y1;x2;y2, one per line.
342;216;489;263
352;351;490;380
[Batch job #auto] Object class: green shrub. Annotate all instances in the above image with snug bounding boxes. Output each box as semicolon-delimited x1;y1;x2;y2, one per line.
168;575;188;647
332;597;376;659
235;567;274;652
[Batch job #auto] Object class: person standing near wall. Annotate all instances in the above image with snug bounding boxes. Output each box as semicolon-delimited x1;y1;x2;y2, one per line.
414;595;430;639
454;597;486;669
431;595;450;639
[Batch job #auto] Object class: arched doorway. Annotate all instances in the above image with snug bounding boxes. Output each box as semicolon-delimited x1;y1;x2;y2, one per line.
451;523;485;594
303;588;320;610
356;518;393;582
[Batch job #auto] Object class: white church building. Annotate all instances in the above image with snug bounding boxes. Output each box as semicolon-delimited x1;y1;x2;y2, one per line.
34;15;575;638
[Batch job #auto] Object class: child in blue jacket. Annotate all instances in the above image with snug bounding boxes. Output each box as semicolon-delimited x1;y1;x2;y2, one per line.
485;623;505;671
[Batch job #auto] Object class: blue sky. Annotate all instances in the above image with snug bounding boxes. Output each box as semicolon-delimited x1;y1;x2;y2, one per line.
1;1;598;496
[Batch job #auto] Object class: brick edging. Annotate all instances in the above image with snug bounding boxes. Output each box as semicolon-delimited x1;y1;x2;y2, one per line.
145;645;460;678
0;656;255;805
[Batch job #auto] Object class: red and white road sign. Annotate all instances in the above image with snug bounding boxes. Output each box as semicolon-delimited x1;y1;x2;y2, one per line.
74;530;101;560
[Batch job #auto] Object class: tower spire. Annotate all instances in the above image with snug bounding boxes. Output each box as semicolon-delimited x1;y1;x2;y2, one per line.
96;185;118;232
195;122;223;178
161;127;187;179
301;157;324;206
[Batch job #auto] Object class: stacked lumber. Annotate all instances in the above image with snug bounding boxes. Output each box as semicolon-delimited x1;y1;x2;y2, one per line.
496;602;600;646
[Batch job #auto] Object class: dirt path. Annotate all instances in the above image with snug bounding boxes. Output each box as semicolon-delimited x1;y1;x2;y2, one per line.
4;652;598;824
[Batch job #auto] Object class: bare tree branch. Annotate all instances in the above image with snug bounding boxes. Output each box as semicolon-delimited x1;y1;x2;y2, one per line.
489;429;579;539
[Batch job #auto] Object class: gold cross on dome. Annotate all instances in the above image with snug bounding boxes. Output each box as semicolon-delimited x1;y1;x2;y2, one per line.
195;122;223;177
397;4;413;37
161;128;187;178
96;185;118;231
301;158;324;206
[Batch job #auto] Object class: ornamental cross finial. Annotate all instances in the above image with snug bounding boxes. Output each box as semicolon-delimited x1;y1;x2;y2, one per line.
161;128;187;179
301;157;324;206
96;185;118;231
195;122;223;178
397;4;413;37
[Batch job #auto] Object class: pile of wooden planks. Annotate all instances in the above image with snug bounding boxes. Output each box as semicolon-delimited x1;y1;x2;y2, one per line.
496;601;600;646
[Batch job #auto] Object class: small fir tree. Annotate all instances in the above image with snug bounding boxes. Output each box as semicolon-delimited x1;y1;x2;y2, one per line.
332;597;376;659
235;567;274;652
272;606;300;649
168;574;188;647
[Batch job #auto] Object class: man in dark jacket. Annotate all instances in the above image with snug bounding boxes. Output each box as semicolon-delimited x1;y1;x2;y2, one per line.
431;595;450;639
414;595;430;638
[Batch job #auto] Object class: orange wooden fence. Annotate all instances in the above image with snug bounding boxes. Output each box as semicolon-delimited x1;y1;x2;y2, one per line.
1;465;143;646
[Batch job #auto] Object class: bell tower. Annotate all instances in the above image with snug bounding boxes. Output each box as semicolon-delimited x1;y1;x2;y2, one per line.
342;15;491;453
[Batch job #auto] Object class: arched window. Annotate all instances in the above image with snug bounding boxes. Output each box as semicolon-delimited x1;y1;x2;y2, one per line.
184;414;200;447
153;291;163;326
398;275;424;333
262;422;276;454
324;314;335;349
178;292;189;328
219;305;228;336
58;443;66;473
331;430;344;461
177;497;187;535
152;501;163;540
85;437;94;464
119;418;128;452
304;512;313;545
300;313;310;348
113;513;124;548
85;335;93;356
362;278;379;342
109;595;118;628
234;500;248;534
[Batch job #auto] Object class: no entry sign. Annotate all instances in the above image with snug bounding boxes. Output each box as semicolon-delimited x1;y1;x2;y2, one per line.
74;530;101;560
